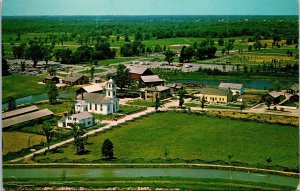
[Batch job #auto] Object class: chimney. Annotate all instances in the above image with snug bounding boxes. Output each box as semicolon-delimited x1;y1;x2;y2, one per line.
63;112;67;117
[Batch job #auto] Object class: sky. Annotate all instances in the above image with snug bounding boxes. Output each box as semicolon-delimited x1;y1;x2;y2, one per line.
2;0;298;16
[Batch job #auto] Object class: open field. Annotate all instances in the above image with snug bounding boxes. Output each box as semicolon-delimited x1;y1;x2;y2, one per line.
3;132;45;155
78;68;105;74
36;101;75;115
2;75;45;102
32;112;298;171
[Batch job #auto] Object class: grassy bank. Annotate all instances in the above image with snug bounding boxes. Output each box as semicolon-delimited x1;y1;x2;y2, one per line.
3;177;295;190
32;112;298;171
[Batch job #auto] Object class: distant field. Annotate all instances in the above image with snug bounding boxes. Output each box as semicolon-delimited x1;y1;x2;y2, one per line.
3;132;44;155
33;112;298;171
78;68;105;74
2;75;45;102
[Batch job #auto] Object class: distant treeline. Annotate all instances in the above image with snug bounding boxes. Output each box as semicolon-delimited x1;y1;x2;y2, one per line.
3;15;298;40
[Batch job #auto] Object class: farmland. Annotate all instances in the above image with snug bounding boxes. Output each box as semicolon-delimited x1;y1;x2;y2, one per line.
32;112;298;171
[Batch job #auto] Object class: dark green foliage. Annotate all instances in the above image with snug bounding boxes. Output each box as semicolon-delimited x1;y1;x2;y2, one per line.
195;46;217;60
240;102;246;112
90;66;95;79
120;41;145;57
47;66;57;76
71;123;87;155
179;46;194;63
12;44;26;59
2;58;10;76
42;121;54;151
163;49;175;64
7;96;16;111
154;44;163;53
25;42;45;67
112;64;132;90
101;139;114;160
46;81;58;105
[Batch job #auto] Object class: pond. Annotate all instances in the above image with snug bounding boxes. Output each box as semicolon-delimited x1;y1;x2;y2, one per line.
2;93;74;110
3;167;298;188
173;79;277;89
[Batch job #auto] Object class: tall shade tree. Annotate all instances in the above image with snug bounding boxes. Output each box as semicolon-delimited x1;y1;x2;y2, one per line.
46;81;58;105
163;49;175;64
155;93;160;112
201;96;206;111
47;66;57;76
101;139;114;160
71;123;87;155
178;91;185;107
42;121;54;151
8;96;16;111
112;64;132;91
90;66;95;79
25;42;45;68
2;58;10;76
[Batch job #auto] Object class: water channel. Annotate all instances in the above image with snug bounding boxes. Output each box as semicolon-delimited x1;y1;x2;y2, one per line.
3;167;298;188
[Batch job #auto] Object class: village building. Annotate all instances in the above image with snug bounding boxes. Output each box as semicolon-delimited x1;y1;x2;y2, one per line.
262;91;284;105
140;86;172;101
76;83;104;95
63;73;89;85
218;82;244;95
127;66;154;80
43;76;60;84
165;83;183;94
58;112;93;129
75;79;119;115
288;83;299;95
92;77;101;83
140;75;164;87
196;88;233;104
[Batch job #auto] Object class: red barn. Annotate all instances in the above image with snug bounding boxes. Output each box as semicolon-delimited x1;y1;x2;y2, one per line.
126;66;154;80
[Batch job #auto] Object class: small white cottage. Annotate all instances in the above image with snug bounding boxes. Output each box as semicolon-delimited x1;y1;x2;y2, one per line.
58;112;93;129
75;79;119;115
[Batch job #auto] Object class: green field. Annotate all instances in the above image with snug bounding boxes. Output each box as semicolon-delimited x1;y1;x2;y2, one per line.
3;132;45;155
36;101;75;115
33;112;298;171
2;75;45;102
78;68;105;74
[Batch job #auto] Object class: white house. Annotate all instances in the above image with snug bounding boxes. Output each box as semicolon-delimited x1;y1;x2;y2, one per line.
218;82;244;95
58;112;93;129
75;79;119;115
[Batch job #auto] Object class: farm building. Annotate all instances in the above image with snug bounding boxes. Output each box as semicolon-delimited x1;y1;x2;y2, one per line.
63;73;89;85
262;91;284;105
288;83;299;95
165;83;183;93
127;66;154;80
218;82;244;95
58;112;93;129
139;75;164;87
2;109;54;129
2;105;39;120
75;79;119;115
140;86;172;101
76;83;104;95
196;88;233;104
43;76;60;84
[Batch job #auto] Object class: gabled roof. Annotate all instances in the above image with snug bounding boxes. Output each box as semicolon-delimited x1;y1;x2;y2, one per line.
141;75;164;83
2;105;39;120
127;66;151;75
72;112;93;120
291;83;299;91
44;75;59;80
200;88;231;96
78;93;112;104
3;109;53;129
64;73;86;83
146;86;170;92
82;84;103;93
268;91;282;98
219;82;243;90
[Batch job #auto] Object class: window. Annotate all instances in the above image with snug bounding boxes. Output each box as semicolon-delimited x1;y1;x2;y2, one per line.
100;104;103;111
89;103;92;110
87;121;91;125
95;104;97;110
73;118;76;121
107;105;110;112
108;91;110;96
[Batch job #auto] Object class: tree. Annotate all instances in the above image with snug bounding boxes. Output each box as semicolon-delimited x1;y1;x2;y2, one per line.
42;121;54;151
124;34;130;42
178;90;185;107
218;38;224;46
46;81;58;105
101;139;114;160
71;123;87;155
47;66;57;76
240;102;246;112
201;96;206;111
248;45;253;52
25;42;45;68
154;44;162;53
8;96;16;111
2;58;10;76
226;42;234;54
12;44;26;59
112;64;132;91
43;44;53;65
20;60;26;72
155;93;160;112
265;157;272;164
90;65;95;79
163;49;175;64
253;41;262;50
273;80;282;91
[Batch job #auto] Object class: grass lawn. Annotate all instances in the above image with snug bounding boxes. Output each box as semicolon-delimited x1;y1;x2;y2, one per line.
118;105;146;115
78;68;105;74
281;100;299;108
33;112;298;171
35;101;75;115
2;75;45;102
127;99;157;107
3;132;45;155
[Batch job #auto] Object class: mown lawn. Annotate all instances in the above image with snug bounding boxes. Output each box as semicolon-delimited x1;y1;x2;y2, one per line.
35;101;75;115
33;112;298;170
3;132;45;155
2;75;45;102
78;68;105;74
